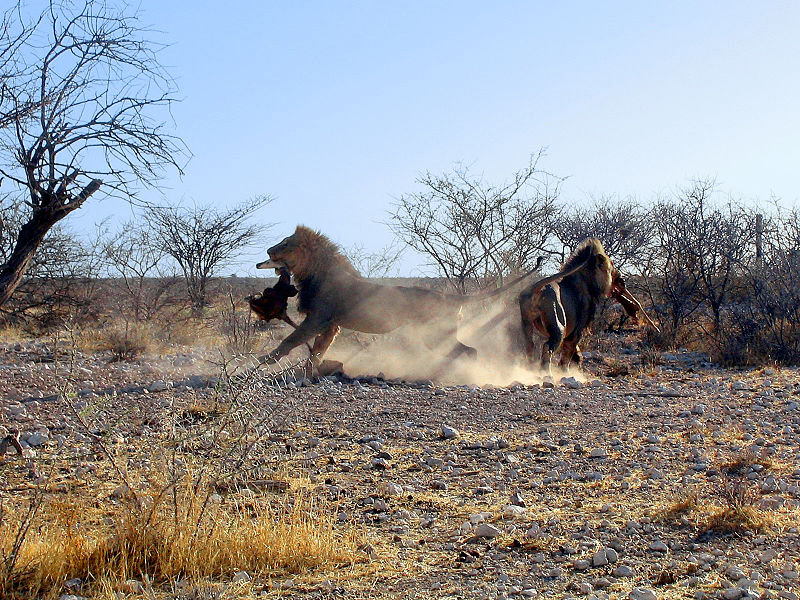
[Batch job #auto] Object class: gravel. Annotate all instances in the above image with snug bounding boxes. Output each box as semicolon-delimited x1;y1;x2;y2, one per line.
1;340;799;599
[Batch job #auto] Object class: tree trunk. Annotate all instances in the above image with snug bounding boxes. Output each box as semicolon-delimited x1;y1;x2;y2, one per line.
0;180;101;308
0;211;61;307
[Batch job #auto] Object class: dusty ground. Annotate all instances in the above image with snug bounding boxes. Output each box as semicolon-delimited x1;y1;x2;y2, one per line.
1;337;799;600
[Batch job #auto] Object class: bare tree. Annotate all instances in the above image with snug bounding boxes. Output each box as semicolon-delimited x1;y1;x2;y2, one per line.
735;204;800;364
0;4;41;131
642;180;751;341
147;197;273;313
103;219;178;321
1;197;105;322
0;0;187;307
554;195;653;272
344;241;404;279
389;151;561;292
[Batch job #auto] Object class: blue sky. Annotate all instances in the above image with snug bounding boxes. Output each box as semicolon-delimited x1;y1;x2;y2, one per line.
71;1;800;275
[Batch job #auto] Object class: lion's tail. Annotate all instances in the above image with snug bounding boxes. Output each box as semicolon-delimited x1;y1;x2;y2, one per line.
456;266;542;304
518;257;591;301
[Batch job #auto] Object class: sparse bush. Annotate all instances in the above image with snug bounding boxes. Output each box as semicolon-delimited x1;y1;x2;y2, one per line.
95;323;152;361
147;198;273;313
217;291;259;356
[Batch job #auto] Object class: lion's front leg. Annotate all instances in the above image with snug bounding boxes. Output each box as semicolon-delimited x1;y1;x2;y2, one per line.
259;318;328;364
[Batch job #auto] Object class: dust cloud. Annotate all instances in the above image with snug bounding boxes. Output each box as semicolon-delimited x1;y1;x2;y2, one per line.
323;299;580;387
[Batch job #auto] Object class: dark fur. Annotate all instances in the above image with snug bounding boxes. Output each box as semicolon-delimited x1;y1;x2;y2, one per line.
247;268;299;327
518;238;616;374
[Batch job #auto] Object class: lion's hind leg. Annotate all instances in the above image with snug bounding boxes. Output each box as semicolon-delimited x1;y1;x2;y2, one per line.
311;323;340;365
558;339;582;372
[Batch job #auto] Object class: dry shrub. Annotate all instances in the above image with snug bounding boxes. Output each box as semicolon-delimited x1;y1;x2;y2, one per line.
0;482;359;598
93;323;153;361
654;487;701;525
0;324;26;343
216;292;259;356
700;450;770;535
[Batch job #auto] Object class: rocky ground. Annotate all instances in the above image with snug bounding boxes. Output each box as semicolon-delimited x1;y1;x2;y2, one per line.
1;339;799;600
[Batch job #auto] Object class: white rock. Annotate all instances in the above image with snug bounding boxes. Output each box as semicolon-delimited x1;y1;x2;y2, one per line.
120;580;144;594
502;505;527;519
470;512;492;524
379;481;404;497
232;570;251;584
629;588;657;600
440;425;459;439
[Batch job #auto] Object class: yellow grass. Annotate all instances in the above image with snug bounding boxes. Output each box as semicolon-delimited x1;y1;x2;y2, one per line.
0;482;361;599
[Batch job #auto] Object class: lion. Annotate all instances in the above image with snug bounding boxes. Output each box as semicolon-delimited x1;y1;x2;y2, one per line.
518;238;619;374
256;225;537;371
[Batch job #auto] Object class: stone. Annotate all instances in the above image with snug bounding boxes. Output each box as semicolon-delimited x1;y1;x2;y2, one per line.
726;566;746;581
502;504;527;519
232;571;251;584
379;481;404;497
147;380;171;392
629;588;657;600
440;425;459;439
120;580;144;594
613;565;635;577
649;540;668;552
589;448;608;459
561;376;583;389
26;431;49;446
473;523;502;538
592;549;609;567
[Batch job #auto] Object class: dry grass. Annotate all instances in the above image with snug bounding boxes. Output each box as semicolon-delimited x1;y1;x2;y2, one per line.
83;322;155;360
653;488;701;525
0;324;26;343
701;505;772;534
0;479;361;599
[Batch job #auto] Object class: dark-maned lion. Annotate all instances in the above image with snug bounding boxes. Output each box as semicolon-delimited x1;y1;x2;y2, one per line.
518;238;618;374
256;225;536;371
